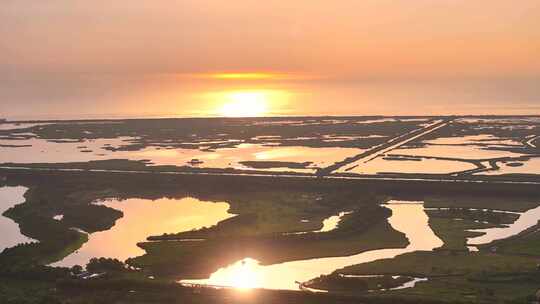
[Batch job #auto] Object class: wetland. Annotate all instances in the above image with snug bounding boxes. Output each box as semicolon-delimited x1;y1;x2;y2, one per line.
1;116;540;304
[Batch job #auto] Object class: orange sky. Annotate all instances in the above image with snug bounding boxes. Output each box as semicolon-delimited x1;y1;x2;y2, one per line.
1;1;539;118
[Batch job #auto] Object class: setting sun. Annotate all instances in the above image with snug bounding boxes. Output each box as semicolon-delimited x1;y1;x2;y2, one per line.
203;89;290;117
220;92;269;117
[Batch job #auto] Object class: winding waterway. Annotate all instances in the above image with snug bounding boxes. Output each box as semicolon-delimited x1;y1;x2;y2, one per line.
181;200;444;290
467;204;540;245
0;186;35;251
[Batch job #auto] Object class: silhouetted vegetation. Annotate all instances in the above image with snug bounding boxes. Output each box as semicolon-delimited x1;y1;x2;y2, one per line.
86;258;125;273
306;273;412;293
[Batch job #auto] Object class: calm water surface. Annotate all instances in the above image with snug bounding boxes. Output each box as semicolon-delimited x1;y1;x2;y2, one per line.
181;201;443;290
394;144;524;160
482;157;540;176
285;211;352;235
52;197;234;267
468;204;540;245
318;211;351;232
0;186;35;251
0;137;361;173
423;135;523;147
342;156;476;175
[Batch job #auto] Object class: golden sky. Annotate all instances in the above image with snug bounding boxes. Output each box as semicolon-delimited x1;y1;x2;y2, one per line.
1;1;539;118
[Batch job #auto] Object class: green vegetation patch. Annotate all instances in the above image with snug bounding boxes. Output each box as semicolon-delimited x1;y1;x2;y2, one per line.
306;273;413;293
424;195;540;212
154;194;385;239
328;251;540;303
339;251;536;277
426;208;518;226
427;218;486;251
131;213;408;278
481;225;540;256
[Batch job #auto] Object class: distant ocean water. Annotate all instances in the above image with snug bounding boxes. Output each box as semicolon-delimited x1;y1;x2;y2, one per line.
2;79;539;121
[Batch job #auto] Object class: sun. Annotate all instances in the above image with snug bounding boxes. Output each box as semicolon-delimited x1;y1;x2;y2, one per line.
219;91;269;117
203;89;290;117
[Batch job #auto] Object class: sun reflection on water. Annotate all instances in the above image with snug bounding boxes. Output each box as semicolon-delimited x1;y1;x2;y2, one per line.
181;202;444;290
204;89;290;117
207;258;262;289
220;92;268;117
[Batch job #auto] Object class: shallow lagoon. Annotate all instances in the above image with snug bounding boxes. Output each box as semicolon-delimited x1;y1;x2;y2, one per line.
341;156;477;175
423;134;523;147
481;157;540;176
52;197;234;267
393;144;524;160
0;137;361;173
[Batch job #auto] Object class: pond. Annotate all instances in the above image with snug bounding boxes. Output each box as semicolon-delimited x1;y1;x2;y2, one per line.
392;144;524;160
340;156;477;175
284;211;352;235
51;197;234;267
481;157;540;176
423;134;523;147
